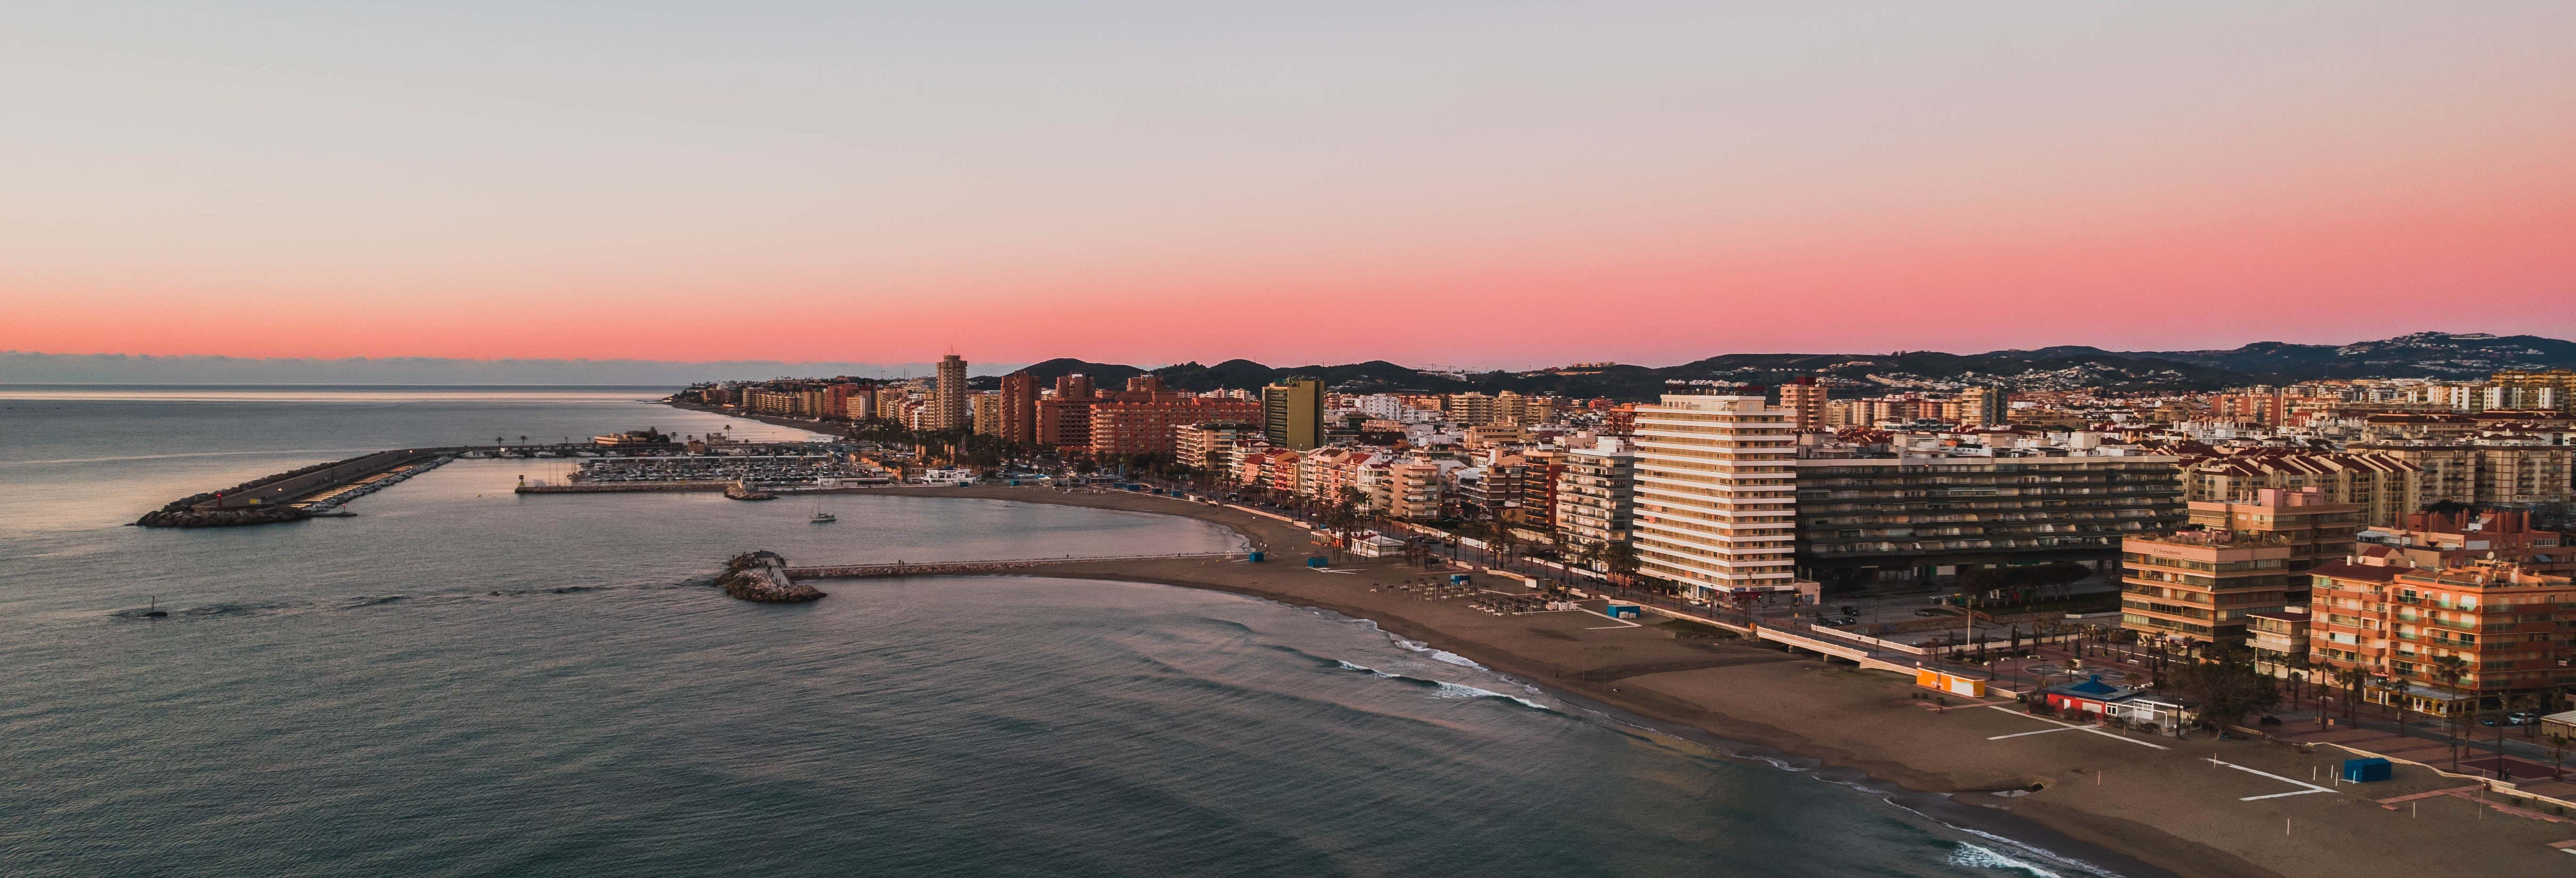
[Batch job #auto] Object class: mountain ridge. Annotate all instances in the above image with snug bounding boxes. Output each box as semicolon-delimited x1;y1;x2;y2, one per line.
1003;332;2576;397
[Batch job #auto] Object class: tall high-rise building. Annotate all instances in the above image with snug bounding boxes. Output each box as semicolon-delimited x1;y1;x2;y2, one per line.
1055;373;1096;402
1958;386;2008;427
933;354;969;432
1776;377;1826;432
1554;437;1636;556
1263;379;1325;451
1631;393;1805;599
970;392;1002;436
999;372;1040;445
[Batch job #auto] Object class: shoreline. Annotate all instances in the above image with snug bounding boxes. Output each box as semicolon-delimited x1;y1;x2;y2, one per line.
1111;571;2176;878
805;486;2267;877
793;484;2576;878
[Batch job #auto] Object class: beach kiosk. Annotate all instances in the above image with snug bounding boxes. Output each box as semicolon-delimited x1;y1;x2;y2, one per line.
2340;758;2393;784
1915;669;1987;698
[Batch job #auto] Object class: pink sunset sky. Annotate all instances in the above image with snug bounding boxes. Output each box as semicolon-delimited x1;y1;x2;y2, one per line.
6;2;2572;369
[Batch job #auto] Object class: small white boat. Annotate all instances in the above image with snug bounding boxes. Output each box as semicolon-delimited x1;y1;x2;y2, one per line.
811;511;837;523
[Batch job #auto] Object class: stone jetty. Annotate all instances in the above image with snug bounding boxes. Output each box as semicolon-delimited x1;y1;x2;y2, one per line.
717;551;826;603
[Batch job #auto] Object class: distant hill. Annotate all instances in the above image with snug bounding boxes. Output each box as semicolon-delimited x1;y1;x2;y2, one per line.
993;332;2576;399
1014;358;1147;386
1998;333;2576;381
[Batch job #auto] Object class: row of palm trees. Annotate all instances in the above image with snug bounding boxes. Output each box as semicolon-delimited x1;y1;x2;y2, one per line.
2276;651;2576;776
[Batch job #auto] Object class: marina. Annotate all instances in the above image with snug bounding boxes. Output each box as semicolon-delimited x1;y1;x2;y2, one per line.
135;435;869;526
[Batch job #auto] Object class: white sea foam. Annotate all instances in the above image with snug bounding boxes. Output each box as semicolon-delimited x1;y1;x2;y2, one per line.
1944;826;2118;878
1381;633;1490;670
1429;681;1558;712
1949;842;2073;877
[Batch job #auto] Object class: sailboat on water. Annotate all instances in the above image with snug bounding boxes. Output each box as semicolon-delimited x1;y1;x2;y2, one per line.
810;497;837;524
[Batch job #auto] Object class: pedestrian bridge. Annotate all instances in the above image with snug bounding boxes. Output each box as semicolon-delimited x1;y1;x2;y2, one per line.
1635;604;1922;675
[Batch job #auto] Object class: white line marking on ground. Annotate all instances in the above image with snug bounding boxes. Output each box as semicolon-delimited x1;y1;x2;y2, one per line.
1983;706;2171;750
1988;726;2083;740
2205;758;2337;801
1573;607;1643;628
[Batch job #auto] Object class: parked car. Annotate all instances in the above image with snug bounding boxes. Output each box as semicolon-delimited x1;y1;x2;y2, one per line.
2483;712;2540;727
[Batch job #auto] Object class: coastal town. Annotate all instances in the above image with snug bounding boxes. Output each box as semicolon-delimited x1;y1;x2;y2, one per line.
25;4;2573;876
636;351;2576;871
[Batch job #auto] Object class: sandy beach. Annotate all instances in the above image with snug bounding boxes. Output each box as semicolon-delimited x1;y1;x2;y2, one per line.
799;484;2576;878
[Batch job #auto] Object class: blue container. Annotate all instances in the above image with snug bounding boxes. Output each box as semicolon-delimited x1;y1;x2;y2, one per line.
1123;484;1140;492
1247;551;1265;563
1604;603;1642;619
2340;757;2392;783
1007;479;1020;486
1306;557;1328;568
1450;574;1470;585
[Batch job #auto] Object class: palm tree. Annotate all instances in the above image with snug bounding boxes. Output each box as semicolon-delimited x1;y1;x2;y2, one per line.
1601;541;1640;587
2428;655;2470;770
2333;665;2365;722
1336;485;1367;545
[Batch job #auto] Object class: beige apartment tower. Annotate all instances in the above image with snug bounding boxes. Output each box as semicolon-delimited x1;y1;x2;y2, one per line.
1631;393;1808;599
1777;377;1826;432
934;354;968;432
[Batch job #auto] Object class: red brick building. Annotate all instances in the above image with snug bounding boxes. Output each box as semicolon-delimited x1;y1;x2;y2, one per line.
1088;398;1262;456
999;372;1040;445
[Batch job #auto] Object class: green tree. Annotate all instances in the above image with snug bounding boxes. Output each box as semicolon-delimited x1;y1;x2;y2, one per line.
2167;648;2279;730
1601;541;1641;585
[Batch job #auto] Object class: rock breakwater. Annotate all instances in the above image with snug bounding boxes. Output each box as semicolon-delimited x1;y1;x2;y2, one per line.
718;551;826;603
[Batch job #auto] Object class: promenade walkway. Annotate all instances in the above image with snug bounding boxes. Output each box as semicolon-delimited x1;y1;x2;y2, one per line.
787;551;1242;580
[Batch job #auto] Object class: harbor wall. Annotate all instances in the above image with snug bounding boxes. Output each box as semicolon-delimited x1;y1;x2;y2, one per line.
200;449;443;509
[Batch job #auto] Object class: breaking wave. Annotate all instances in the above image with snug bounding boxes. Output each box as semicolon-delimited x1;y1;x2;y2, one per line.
1948;841;2073;876
1330;659;1557;713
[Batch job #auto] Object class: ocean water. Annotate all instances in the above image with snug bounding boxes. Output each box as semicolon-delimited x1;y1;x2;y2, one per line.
0;387;2107;877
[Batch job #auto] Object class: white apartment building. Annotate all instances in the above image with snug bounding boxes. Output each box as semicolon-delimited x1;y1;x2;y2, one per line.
1632;394;1806;599
1554;436;1635;554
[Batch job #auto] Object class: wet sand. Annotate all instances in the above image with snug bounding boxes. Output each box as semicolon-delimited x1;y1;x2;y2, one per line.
817;485;2576;878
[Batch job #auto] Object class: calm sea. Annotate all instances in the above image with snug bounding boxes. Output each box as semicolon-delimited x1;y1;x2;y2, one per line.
0;386;2106;877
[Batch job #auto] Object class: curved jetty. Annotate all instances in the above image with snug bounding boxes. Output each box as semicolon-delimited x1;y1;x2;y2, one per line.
717;551;826;603
137;449;449;528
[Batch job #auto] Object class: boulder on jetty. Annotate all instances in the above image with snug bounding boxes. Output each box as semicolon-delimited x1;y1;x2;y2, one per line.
723;484;777;501
717;551;826;603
